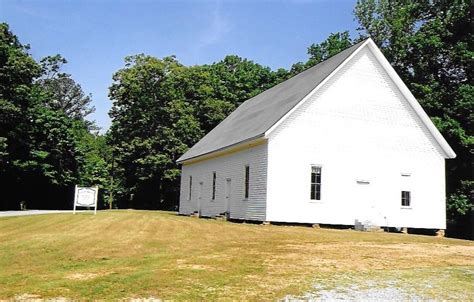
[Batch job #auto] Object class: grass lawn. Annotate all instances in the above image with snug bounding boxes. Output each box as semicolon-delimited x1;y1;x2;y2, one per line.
0;210;472;300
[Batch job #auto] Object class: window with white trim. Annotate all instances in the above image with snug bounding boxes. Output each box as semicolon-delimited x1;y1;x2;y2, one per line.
401;191;411;207
244;165;249;199
310;166;322;200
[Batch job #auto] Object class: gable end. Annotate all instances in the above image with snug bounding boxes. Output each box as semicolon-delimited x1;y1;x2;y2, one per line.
265;39;456;159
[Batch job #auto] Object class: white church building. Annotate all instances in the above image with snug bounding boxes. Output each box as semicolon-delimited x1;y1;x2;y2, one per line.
177;38;456;231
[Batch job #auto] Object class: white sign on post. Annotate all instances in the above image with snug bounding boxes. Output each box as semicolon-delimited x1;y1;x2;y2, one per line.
73;185;99;215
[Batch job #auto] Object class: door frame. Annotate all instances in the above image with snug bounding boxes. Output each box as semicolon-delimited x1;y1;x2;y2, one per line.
197;181;203;215
225;178;232;214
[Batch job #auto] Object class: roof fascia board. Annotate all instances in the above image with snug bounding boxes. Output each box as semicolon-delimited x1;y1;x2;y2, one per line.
178;135;266;165
264;39;371;138
365;39;456;159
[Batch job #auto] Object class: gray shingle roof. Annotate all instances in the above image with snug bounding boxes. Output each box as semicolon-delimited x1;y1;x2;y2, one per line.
178;40;366;163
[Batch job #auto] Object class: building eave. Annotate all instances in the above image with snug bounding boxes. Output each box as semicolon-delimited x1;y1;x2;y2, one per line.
177;135;266;165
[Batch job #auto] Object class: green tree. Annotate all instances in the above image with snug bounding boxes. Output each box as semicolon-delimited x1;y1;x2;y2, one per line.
181;55;288;133
0;22;43;209
306;31;353;67
38;55;96;128
0;23;107;210
0;23;41;176
290;31;353;75
38;53;110;205
73;124;111;207
108;55;202;209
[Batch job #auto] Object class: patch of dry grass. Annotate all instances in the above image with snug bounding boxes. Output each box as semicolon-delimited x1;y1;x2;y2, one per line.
0;210;472;300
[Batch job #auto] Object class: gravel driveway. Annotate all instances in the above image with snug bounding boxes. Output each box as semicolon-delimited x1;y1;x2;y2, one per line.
0;210;75;217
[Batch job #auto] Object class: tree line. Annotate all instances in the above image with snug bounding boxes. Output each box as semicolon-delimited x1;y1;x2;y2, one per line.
0;1;471;236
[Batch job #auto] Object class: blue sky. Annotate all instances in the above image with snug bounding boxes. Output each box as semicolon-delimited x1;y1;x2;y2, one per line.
1;0;358;132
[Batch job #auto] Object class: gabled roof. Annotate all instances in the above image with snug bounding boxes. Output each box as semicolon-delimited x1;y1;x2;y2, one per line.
177;40;367;162
178;38;456;163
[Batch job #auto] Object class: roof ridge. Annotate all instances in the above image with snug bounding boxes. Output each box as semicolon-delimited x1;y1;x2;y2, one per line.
178;39;367;163
284;38;369;81
239;39;368;105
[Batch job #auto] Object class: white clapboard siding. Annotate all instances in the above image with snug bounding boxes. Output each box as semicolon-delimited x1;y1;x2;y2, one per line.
267;46;447;229
179;143;267;221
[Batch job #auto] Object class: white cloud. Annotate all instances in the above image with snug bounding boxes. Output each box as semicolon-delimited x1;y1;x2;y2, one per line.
196;1;232;50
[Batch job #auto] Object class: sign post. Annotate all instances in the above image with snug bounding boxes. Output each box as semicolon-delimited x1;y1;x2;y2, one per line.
73;185;99;214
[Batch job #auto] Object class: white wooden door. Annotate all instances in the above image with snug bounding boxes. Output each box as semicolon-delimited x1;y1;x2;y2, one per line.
356;180;377;224
225;178;231;213
197;182;203;214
